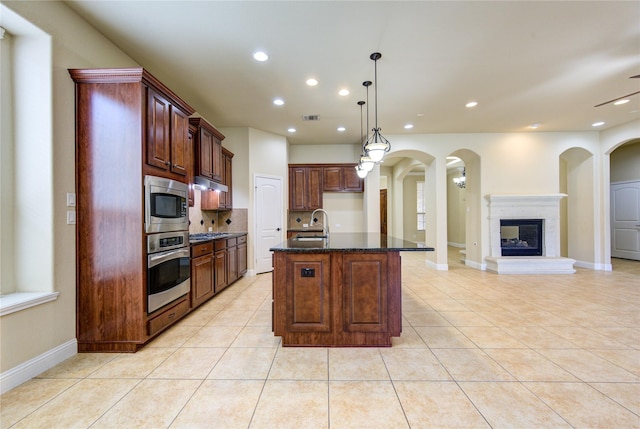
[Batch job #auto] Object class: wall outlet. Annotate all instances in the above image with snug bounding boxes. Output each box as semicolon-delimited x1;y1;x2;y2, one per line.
303;223;309;228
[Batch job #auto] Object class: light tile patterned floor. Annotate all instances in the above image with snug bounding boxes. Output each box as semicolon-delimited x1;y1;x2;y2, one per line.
2;251;639;428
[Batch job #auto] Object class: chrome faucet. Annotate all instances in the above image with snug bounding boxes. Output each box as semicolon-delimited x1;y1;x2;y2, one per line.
310;208;330;237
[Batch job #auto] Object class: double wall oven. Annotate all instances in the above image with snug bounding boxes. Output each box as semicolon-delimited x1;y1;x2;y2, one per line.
144;175;190;313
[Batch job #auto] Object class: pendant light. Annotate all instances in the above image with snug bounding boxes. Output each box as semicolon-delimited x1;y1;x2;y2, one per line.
363;52;390;162
358;81;375;172
453;168;466;189
355;101;369;178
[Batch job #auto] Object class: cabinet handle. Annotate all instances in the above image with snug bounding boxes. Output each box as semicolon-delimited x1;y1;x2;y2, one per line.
167;312;176;319
165;161;171;166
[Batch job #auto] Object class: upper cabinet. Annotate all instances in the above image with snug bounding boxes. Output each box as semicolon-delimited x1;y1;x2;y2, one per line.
201;147;234;211
289;165;323;210
189;117;224;183
289;163;363;210
146;88;191;178
322;164;364;192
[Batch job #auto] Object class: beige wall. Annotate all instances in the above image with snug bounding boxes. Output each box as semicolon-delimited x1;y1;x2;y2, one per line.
1;0;138;376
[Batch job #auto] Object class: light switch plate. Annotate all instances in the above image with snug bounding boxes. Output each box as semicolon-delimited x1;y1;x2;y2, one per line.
66;193;76;207
67;211;76;225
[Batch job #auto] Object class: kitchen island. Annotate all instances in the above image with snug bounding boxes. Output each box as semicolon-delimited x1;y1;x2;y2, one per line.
270;233;434;347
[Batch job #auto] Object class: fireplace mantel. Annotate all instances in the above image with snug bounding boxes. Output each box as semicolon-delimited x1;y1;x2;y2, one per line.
485;194;575;274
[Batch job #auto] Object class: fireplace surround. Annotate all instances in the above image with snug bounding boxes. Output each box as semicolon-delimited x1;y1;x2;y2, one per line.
485;194;575;274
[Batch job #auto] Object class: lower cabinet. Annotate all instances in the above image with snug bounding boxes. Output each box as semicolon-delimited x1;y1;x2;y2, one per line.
191;234;247;306
272;251;401;346
191;241;215;307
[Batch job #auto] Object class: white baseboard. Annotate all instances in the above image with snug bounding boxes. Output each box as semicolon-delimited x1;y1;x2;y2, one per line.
425;260;449;271
574;260;613;271
1;339;77;394
465;259;486;270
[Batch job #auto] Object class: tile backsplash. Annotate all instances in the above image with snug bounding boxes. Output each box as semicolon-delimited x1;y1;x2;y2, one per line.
189;189;248;233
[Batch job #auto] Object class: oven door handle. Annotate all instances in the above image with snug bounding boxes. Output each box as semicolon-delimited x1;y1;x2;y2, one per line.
148;248;190;268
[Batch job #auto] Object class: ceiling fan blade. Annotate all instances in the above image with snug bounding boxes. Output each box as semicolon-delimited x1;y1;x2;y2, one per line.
594;90;640;107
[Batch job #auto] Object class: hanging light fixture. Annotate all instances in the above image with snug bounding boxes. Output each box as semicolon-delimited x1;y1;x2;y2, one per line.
453;168;466;189
363;52;390;163
357;81;375;173
355;100;368;178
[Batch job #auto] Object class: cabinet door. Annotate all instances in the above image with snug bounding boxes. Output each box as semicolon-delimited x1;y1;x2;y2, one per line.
307;167;323;209
191;254;214;307
220;151;233;208
227;245;238;284
198;127;214;179
146;88;171;171
187;127;195;206
214;250;227;292
211;137;223;183
169;107;189;176
289;167;307;210
341;253;388;332
285;254;331;332
343;166;364;192
322;167;343;192
237;242;247;276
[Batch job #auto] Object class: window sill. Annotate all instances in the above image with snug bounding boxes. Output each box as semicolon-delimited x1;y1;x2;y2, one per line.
0;292;60;316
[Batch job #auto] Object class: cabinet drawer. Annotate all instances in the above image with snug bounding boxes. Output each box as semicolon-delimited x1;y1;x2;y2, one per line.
237;235;247;244
214;239;227;251
148;296;190;336
191;242;213;257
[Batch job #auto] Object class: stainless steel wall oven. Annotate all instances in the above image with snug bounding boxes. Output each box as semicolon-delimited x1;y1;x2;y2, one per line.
147;231;190;313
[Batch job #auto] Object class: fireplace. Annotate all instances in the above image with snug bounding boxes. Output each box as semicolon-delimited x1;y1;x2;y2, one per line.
500;219;543;256
485;194;575;274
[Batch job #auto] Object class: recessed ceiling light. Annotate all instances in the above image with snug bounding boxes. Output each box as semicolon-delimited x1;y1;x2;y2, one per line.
288;128;296;133
404;124;414;129
613;99;630;105
253;51;269;62
338;89;349;96
337;126;346;132
592;121;605;127
529;123;541;129
465;101;478;108
273;98;284;106
306;78;318;86
417;113;425;117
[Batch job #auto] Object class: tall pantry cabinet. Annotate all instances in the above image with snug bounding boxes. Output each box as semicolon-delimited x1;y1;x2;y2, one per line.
69;68;195;352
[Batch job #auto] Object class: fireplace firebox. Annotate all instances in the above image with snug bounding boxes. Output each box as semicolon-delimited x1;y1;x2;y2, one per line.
500;219;543;256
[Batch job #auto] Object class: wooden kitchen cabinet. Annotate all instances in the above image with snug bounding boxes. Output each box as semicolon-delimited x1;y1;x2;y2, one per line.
218;147;234;209
237;235;247;276
272;250;400;346
146;87;191;179
289;165;323;210
190;117;224;183
191;242;215;307
323;164;364;192
69;67;195;352
214;239;228;293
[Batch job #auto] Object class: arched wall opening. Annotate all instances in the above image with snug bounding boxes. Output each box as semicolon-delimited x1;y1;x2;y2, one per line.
447;149;482;268
559;147;596;267
608;138;640;263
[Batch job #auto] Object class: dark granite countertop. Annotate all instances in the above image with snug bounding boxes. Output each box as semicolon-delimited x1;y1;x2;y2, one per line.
270;233;434;252
190;232;247;245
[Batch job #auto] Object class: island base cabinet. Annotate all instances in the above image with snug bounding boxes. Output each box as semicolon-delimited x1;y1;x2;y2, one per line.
272;251;402;346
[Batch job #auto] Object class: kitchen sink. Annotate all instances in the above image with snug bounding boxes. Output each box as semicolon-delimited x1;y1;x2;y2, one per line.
294;235;328;241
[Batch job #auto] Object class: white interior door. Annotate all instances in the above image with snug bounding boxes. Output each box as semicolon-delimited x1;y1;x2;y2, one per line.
255;175;283;273
611;181;640;260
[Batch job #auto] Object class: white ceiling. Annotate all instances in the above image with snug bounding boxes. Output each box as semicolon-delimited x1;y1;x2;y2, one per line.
64;1;640;147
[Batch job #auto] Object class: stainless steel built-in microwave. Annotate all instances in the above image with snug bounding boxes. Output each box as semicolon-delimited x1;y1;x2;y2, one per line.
144;175;189;233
